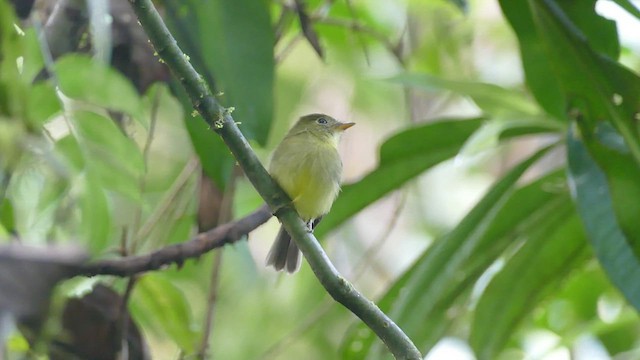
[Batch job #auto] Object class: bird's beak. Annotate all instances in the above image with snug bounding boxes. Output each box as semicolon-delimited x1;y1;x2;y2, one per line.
336;122;355;131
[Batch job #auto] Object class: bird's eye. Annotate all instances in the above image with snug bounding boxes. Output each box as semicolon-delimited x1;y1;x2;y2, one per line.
317;117;328;124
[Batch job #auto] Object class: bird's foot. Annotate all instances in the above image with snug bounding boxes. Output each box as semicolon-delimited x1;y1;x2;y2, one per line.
305;220;315;233
271;201;294;218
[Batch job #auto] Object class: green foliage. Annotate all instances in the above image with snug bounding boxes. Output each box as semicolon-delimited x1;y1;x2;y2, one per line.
318;117;484;236
2;0;640;358
165;0;275;146
55;55;144;122
71;110;145;199
131;273;201;352
161;0;276;187
470;214;587;359
342;147;561;359
505;0;640;303
388;73;540;118
567;131;640;311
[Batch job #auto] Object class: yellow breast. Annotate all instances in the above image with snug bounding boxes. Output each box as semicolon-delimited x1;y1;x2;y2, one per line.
269;136;342;220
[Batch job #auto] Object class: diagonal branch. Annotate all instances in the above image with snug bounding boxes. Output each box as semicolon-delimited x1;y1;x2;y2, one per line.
126;0;422;358
79;205;271;277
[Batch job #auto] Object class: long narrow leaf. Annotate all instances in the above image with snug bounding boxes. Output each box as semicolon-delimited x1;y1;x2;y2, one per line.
567;131;640;311
317;118;485;236
471;212;587;359
341;145;558;359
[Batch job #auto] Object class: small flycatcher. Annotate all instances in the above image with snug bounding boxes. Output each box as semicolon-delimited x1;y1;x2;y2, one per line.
266;114;354;273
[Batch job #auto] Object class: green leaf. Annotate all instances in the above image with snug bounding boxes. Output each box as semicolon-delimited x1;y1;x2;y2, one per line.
0;197;14;235
184;113;234;188
501;0;619;120
55;55;143;120
54;135;84;172
470;213;587;359
317;117;485;236
0;2;29;121
554;0;620;59
72;111;144;199
341;145;556;359
459;117;563;157
512;0;640;262
19;29;45;83
197;0;275;145
505;0;640;161
26;83;60;127
79;174;111;254
611;0;640;21
567;130;640;312
532;0;640;147
131;274;200;352
388;73;540;118
507;0;640;255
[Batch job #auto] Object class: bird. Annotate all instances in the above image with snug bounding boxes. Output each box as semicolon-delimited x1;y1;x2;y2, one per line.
266;113;354;273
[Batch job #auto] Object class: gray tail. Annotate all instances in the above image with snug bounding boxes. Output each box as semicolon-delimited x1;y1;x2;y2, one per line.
266;226;301;273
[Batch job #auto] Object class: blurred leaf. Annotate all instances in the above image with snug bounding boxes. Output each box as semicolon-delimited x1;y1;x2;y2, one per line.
131;274;199;353
0;1;28;120
72;111;144;199
161;1;236;188
567;131;640;312
555;0;619;58
55;55;143;120
388;73;540;118
341;145;556;359
501;0;620;121
446;0;468;13
500;0;619;119
522;0;640;256
7;166;61;243
459;117;563;157
19;29;44;83
26;83;60;128
197;0;275;145
470;213;587;359
79;175;111;254
319;116;560;236
184;113;234;188
598;312;640;356
611;0;640;21
0;197;14;235
497;1;562;119
317;117;484;236
54;135;84;172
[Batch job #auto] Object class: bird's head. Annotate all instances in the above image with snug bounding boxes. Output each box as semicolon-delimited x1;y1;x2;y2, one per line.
288;113;355;142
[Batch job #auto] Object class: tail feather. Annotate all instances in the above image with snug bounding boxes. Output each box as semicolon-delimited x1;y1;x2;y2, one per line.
266;226;301;273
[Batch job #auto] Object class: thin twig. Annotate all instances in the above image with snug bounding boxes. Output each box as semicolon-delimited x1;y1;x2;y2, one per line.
197;250;223;360
197;174;236;359
259;300;334;360
344;0;370;65
117;275;138;359
275;34;303;64
79;205;271;277
273;3;294;45
116;89;161;355
133;157;199;249
129;89;160;254
351;190;407;281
